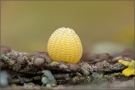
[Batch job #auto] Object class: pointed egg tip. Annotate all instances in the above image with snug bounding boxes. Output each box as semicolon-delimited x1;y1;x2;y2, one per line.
58;27;73;30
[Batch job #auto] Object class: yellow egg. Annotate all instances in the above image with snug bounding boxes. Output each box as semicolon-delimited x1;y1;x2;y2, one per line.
47;27;83;63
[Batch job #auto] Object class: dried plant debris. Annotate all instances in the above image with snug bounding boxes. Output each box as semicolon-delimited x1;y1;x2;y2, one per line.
122;49;135;59
0;46;134;88
0;46;11;55
80;53;112;63
112;49;135;63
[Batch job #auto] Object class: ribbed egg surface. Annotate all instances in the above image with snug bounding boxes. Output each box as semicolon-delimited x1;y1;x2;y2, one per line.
47;27;83;63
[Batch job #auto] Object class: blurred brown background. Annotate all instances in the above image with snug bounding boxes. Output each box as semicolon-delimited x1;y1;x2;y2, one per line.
1;1;134;54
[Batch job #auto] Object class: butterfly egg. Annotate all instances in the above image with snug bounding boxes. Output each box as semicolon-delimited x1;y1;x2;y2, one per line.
47;27;83;63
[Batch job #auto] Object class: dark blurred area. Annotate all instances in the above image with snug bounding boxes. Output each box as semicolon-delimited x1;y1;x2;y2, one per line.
1;1;134;55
